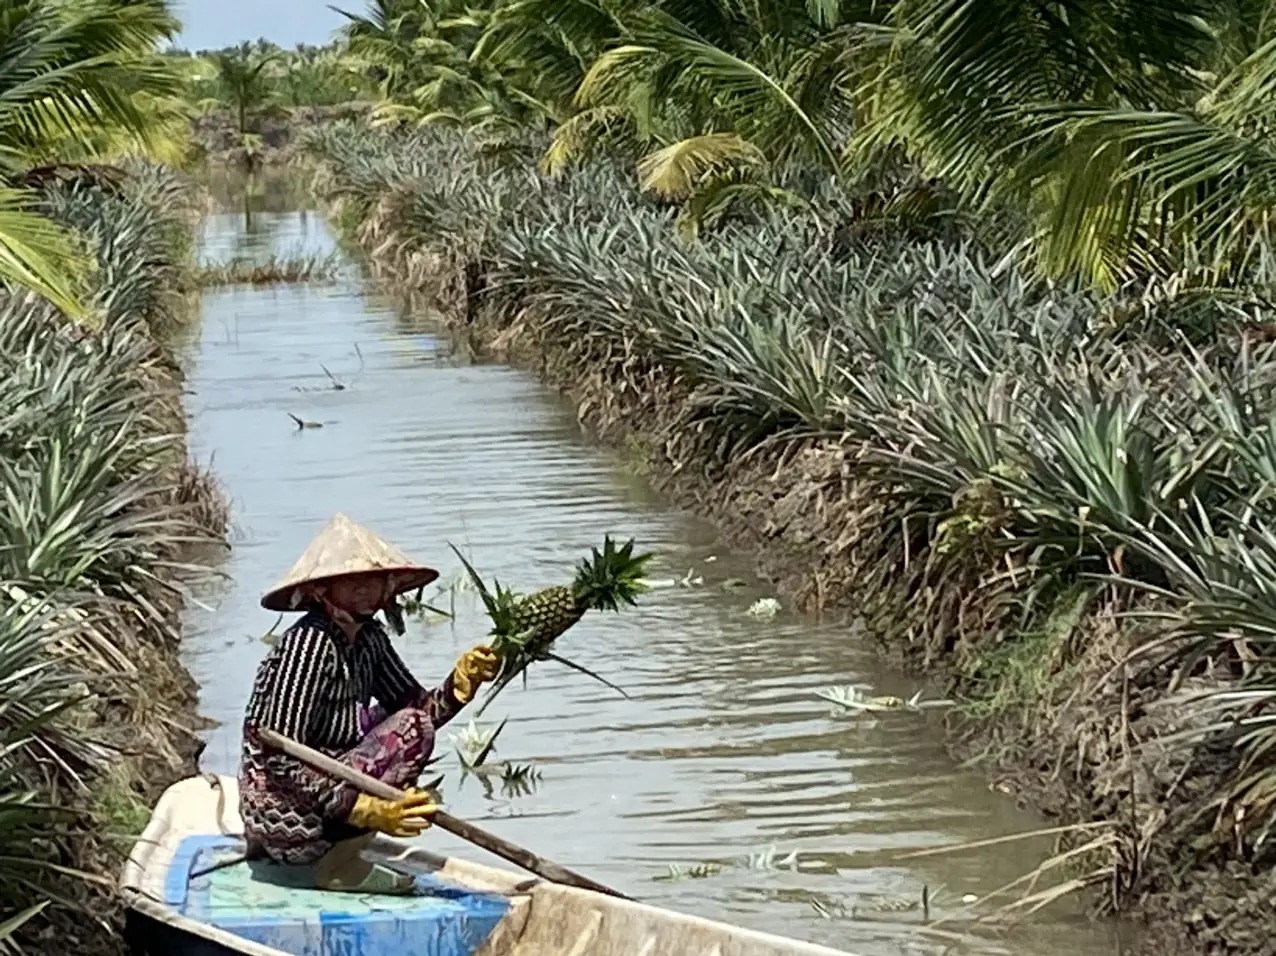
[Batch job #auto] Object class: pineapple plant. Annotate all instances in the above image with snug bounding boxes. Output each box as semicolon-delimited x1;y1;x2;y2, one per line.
449;536;654;716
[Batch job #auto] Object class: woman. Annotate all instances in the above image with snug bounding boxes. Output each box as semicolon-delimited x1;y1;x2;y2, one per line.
238;512;500;892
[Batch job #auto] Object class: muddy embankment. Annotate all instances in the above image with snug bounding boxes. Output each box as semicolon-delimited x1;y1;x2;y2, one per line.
301;124;1276;956
3;167;228;951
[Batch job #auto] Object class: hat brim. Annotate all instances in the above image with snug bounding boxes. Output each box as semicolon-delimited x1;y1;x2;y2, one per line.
260;565;440;612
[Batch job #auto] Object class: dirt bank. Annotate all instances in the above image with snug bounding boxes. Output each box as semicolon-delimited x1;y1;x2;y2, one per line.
6;168;229;952
305;143;1276;955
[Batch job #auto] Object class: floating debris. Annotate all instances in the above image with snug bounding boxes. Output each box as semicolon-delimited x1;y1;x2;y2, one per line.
638;576;677;589
651;844;801;884
640;567;705;589
293;363;349;393
452;716;508;770
258;613;285;646
451;718;543;798
287;413;323;430
497;762;542;798
399;591;454;621
196;252;342;288
679;567;704;587
817;686;954;713
653;862;724;882
744;845;800;871
809;884;947;923
747;597;782;618
809;897;846;921
867;893;921;913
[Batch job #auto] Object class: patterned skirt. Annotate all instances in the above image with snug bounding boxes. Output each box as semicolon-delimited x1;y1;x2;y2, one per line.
241;707;435;865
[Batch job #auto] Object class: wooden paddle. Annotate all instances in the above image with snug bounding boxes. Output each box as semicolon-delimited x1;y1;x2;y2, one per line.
257;727;631;901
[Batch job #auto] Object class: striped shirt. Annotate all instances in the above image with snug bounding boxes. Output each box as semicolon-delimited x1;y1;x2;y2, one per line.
238;610;462;850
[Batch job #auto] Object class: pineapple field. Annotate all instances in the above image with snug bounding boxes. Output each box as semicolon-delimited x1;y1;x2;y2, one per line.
0;166;229;950
303;120;1276;956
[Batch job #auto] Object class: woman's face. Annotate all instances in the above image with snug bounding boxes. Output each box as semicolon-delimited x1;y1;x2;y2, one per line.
324;575;389;616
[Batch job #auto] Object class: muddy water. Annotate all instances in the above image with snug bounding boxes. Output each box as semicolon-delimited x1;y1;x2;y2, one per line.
180;174;1128;956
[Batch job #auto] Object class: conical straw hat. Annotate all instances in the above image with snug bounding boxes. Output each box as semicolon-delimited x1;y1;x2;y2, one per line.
260;512;440;612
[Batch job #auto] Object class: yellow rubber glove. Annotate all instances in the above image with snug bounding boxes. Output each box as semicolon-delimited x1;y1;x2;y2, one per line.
347;790;437;838
451;644;501;704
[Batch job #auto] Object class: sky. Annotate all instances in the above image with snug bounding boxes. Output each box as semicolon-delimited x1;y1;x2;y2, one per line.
175;0;349;52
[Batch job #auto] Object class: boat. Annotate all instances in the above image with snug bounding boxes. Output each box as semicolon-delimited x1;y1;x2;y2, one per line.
122;774;858;956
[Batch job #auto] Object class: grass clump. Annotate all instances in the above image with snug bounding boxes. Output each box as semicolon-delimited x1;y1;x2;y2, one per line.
960;588;1092;722
93;769;153;838
196;251;343;287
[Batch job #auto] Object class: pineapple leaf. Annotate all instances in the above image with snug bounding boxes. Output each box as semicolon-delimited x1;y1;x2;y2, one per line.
541;651;631;698
472;668;519;718
448;543;524;637
448;543;499;619
485;579;525;637
473;715;508;767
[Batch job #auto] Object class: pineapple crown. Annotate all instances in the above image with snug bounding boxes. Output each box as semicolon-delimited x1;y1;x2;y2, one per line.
569;535;655;611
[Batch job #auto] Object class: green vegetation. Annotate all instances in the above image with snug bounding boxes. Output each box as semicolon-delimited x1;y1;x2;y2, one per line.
0;0;229;945
175;40;373;119
0;0;193;313
195;251;344;287
0;163;225;947
170;40;375;168
301;97;1276;947
1;0;1260;946
323;0;1276;297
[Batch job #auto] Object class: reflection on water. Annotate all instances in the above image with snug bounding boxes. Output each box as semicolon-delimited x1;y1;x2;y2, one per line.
179;193;1129;956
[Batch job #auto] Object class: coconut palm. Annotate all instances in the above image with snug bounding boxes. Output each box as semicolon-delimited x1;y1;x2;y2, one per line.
1005;21;1276;290
273;45;367;107
814;0;1276;293
334;0;541;132
0;0;186;315
337;0;878;198
344;0;1276;289
333;0;433;99
541;0;884;178
204;44;283;136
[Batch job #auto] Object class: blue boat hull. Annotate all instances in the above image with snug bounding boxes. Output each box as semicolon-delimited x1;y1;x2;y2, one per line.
149;834;511;956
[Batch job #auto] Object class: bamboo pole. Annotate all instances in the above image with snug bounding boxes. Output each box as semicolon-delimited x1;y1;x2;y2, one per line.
258;728;631;901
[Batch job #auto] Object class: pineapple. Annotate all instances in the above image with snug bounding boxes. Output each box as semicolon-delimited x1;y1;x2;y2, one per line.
510;536;652;646
508;583;582;646
449;536;654;715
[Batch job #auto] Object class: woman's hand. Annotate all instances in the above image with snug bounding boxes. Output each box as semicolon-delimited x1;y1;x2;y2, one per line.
348;789;437;838
450;645;501;704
